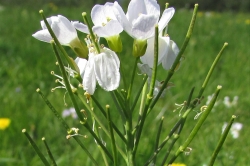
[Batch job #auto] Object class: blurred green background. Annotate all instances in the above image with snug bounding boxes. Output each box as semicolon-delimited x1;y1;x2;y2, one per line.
0;0;249;165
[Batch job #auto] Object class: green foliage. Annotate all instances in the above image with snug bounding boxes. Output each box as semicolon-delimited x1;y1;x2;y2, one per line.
0;4;249;166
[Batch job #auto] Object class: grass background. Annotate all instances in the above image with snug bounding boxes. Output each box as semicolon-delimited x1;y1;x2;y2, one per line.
0;2;249;166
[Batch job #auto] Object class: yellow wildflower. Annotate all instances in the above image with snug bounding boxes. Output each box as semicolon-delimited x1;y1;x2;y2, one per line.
168;163;186;166
245;19;250;25
0;118;11;130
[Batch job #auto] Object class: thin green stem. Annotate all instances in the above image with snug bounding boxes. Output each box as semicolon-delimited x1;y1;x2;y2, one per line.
160;134;179;166
51;42;83;120
75;91;127;160
81;122;114;163
149;4;199;114
110;92;127;125
36;89;98;165
92;95;127;143
208;115;236;166
125;118;134;166
168;85;222;164
197;43;228;98
131;75;148;112
42;137;57;166
119;56;128;91
144;116;185;165
132;78;148;135
89;98;109;165
22;129;50;166
98;145;109;166
39;10;80;76
113;90;129;119
106;105;118;166
152;117;164;165
82;12;101;53
126;57;139;107
133;25;159;155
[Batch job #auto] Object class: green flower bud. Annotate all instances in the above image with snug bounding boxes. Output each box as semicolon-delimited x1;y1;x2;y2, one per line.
133;39;147;57
106;35;123;53
69;38;88;59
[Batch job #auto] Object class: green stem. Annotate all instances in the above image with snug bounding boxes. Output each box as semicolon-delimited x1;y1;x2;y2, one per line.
22;129;50;166
82;12;101;53
51;42;83;120
160;134;179;166
76;91;127;161
36;89;98;165
98;144;109;166
168;85;222;164
149;4;199;114
132;78;148;135
131;75;148;112
106;105;118;166
197;43;228;98
42;137;57;166
81;122;114;163
152;117;164;165
144;116;185;165
126;57;139;107
113;90;129;119
110;92;127;124
119;56;128;90
208;115;236;166
39;10;80;76
133;25;159;155
125;118;134;166
92;95;127;143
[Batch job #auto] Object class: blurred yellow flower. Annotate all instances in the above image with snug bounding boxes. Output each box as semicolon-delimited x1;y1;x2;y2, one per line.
197;11;204;17
168;163;186;166
0;118;11;130
245;19;250;25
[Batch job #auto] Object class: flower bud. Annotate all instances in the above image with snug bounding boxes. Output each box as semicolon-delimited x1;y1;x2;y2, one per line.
133;39;147;57
105;35;123;53
69;38;88;59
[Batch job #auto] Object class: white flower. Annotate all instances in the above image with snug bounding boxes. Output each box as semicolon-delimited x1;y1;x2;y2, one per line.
33;15;88;58
32;15;78;45
140;35;179;70
114;0;174;40
91;2;123;37
223;96;239;108
222;122;243;139
77;47;120;95
72;2;123;37
62;107;77;119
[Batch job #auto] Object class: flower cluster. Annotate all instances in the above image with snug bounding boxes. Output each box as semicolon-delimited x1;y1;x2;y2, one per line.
32;0;179;95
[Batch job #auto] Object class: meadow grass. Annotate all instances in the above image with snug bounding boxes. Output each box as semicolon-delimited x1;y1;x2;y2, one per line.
0;4;249;166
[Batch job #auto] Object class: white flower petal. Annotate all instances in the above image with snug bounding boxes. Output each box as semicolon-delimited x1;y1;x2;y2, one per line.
137;63;152;77
131;14;158;39
91;3;118;25
113;2;132;35
72;21;89;34
94;49;120;91
83;58;97;95
50;15;77;45
33;15;78;45
93;20;123;37
126;0;160;23
158;8;175;32
140;35;169;68
75;57;88;76
162;40;179;70
32;29;52;43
